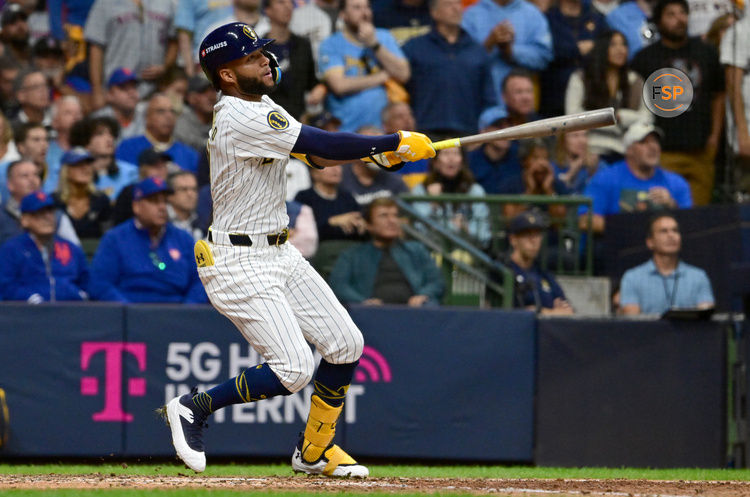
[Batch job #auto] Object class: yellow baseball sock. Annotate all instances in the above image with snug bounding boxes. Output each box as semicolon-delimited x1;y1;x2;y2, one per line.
301;395;342;463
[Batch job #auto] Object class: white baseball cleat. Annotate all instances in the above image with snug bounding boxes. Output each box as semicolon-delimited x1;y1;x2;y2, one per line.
292;441;369;478
164;391;208;472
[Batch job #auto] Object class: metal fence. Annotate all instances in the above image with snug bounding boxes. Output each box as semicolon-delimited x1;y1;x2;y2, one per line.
396;194;594;308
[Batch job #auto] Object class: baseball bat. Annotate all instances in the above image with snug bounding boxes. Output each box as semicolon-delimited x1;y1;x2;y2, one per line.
431;107;617;151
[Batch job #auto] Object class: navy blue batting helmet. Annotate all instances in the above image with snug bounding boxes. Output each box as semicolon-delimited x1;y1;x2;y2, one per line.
199;22;282;90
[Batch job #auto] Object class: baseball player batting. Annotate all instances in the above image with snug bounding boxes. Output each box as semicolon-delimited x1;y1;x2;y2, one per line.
162;22;434;477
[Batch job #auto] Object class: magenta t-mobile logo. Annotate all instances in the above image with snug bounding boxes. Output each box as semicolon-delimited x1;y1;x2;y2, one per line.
80;342;147;422
354;345;392;383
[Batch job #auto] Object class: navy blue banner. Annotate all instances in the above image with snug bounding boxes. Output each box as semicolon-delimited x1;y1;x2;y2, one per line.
345;306;536;461
536;318;726;468
0;303;125;455
0;304;537;462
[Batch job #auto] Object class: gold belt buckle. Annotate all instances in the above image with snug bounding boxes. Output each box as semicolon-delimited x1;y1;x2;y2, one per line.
274;228;289;246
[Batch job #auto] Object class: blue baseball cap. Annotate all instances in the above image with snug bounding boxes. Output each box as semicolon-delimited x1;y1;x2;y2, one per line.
509;209;549;234
133;176;172;200
61;147;93;166
107;67;137;88
21;191;55;214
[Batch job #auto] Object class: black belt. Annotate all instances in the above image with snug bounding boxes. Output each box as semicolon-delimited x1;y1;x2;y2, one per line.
208;228;289;247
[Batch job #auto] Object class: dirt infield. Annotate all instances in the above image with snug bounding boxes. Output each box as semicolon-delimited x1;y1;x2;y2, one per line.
1;474;750;496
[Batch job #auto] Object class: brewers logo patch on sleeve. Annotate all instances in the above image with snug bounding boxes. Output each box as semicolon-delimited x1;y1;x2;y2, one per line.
267;111;289;130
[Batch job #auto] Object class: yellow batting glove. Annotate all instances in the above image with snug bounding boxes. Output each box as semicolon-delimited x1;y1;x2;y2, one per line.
395;130;436;162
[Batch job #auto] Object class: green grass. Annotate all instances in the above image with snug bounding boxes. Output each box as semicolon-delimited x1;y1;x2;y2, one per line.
1;463;750;480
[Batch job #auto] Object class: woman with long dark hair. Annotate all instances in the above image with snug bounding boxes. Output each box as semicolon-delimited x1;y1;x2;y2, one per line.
412;147;490;245
565;30;651;163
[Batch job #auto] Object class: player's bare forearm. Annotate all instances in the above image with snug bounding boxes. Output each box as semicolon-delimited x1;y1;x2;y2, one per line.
164;39;179;69
325;70;388;95
578;213;604;234
88;43;104;92
727;66;750;141
375;50;410;83
708;91;725;146
178;31;195;77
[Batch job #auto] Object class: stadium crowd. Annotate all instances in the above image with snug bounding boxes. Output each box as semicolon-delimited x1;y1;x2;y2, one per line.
0;0;746;314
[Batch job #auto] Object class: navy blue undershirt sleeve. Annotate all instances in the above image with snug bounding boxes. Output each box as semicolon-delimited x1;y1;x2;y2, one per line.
292;125;400;159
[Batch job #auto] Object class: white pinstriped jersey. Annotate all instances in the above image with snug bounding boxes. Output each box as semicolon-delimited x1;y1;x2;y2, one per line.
208;94;302;235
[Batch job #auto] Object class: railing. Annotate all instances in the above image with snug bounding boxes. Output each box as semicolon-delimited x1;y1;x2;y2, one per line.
398;194;594;276
394;198;515;308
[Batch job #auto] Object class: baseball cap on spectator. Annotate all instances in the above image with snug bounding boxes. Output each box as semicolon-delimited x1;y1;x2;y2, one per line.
478;107;509;130
107;68;137;88
509;209;549;234
133;176;173;200
61;147;94;166
20;191;55;214
32;36;63;58
310;112;341;129
623;122;665;149
187;75;212;94
138;148;172;167
1;3;27;26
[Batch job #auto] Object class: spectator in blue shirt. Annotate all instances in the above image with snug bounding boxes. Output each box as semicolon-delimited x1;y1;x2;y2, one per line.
504;209;574;314
402;0;496;137
112;148;172;225
0;190;89;303
619;213;714;315
318;0;410;132
578;122;692;234
174;0;233;76
606;0;658;59
89;177;207;303
115;93;199;173
0;159;80;246
461;0;553;108
552;129;605;194
468;112;523;194
502;69;541;126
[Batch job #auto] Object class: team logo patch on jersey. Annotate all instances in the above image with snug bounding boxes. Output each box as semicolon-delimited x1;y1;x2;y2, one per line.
267;111;289;130
243;25;258;41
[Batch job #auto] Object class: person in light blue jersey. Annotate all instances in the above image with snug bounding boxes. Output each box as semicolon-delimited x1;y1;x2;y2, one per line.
606;0;658;60
318;0;410;132
175;0;233;76
619;213;714;315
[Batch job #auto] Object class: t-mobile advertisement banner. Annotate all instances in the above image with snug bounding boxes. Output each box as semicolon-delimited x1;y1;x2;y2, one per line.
0;304;536;461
